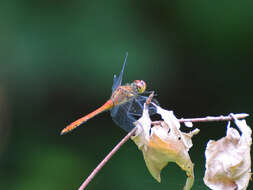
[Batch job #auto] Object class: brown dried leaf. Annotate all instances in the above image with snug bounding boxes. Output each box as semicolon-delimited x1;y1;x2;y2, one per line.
204;115;252;190
131;104;199;190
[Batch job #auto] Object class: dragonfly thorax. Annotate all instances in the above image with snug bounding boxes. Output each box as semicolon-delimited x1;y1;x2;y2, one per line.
132;80;146;94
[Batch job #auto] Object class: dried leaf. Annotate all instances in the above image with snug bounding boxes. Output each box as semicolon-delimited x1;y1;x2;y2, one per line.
204;115;252;190
131;104;199;190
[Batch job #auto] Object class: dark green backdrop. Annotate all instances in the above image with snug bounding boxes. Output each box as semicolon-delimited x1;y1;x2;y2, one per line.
0;1;252;189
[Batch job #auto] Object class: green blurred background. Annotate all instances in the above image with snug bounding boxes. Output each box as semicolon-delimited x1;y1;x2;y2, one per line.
0;0;252;189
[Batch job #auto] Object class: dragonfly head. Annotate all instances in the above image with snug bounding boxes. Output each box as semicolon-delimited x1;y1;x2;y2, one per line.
133;80;146;94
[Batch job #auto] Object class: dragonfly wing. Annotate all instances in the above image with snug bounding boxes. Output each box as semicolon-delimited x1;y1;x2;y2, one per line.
110;103;120;117
128;95;158;116
111;100;136;132
110;95;158;132
112;52;128;92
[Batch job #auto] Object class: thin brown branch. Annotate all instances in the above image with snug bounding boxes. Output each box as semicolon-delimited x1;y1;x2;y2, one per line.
78;112;249;189
178;113;249;123
78;127;137;190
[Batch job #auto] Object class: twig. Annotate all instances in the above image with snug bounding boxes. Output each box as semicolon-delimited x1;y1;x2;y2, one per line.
78;127;137;190
178;113;249;123
78;112;249;189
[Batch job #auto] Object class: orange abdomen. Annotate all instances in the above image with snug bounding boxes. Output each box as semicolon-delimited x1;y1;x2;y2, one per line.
61;99;114;135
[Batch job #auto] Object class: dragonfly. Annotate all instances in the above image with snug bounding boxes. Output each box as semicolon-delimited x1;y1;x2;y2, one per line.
61;53;158;135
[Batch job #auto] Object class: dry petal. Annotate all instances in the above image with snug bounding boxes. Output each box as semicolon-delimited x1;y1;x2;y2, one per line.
204;116;252;190
131;103;199;190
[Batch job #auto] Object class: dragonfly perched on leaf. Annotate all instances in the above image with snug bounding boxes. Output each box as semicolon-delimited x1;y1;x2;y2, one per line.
61;53;158;135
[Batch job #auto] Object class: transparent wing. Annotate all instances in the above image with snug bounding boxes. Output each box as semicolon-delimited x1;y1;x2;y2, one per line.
110;95;158;132
111;100;136;132
112;52;128;92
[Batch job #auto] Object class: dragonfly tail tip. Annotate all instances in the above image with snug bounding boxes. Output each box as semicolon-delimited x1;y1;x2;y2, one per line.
60;128;69;135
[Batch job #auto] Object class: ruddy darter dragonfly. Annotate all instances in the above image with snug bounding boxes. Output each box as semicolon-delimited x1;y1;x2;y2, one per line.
60;53;157;135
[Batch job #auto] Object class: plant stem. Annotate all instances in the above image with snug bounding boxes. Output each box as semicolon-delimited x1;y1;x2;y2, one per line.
78;127;137;190
178;113;249;123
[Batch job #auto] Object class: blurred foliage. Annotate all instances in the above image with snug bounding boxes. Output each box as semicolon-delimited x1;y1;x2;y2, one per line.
0;0;253;189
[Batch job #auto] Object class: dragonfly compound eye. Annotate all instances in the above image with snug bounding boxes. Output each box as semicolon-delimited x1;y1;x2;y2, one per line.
134;80;146;94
